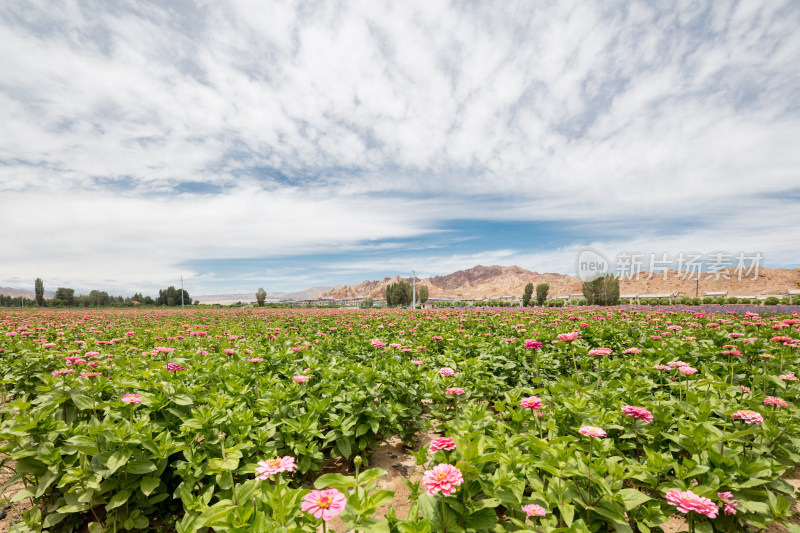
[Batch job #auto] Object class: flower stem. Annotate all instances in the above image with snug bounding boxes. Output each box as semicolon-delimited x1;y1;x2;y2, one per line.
441;496;448;533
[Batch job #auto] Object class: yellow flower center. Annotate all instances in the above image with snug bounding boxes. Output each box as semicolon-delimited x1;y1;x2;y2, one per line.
316;495;332;509
267;459;281;468
435;471;448;481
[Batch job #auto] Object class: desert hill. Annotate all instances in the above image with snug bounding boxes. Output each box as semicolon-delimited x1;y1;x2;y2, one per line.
316;265;800;299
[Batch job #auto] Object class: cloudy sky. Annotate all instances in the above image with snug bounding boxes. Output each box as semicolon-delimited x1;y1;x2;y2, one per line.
1;0;798;296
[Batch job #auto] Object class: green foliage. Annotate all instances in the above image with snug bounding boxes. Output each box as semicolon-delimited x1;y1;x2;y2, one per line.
54;287;75;306
419;285;429;304
764;296;780;305
692;297;702;305
157;286;191;306
535;283;550;306
256;288;267;307
1;306;799;532
727;296;739;304
361;297;374;308
581;274;620;306
703;296;714;304
522;282;534;307
384;281;415;306
714;296;726;304
34;278;45;306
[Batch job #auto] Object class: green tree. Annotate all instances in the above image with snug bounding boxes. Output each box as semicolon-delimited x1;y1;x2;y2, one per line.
535;283;550;306
419;285;429;304
255;288;267;307
522;282;534;307
581;274;620;306
157;286;190;306
384;280;415;306
54;287;75;306
34;278;45;306
362;296;374;308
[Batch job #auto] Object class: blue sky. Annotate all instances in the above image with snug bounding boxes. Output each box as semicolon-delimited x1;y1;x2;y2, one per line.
1;1;799;295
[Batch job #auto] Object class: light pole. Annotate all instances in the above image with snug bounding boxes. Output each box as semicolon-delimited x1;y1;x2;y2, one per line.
181;275;184;308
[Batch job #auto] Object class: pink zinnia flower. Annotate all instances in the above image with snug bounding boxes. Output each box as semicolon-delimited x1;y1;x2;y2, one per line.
665;489;718;518
557;332;579;342
446;387;465;395
121;393;141;404
588;347;612;356
520;396;542;410
764;396;787;407
668;361;689;367
224;349;235;355
370;339;386;348
166;363;186;372
678;366;698;375
731;410;763;424
621;405;653;423
525;340;542;350
411;360;423;365
421;463;464;496
255;456;296;479
81;372;102;378
52;369;75;376
579;426;606;438
429;437;457;453
293;375;309;383
248;358;264;363
439;367;455;376
624;348;642;354
653;364;670;370
522;504;547;517
737;385;751;394
779;374;798;381
301;488;346;521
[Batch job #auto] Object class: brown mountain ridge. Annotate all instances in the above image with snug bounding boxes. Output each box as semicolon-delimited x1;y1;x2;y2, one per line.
316;265;800;300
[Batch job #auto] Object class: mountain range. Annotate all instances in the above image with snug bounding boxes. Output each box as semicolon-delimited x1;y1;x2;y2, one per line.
316;264;800;299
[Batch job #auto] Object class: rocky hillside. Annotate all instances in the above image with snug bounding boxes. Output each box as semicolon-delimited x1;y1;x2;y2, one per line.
316;265;800;299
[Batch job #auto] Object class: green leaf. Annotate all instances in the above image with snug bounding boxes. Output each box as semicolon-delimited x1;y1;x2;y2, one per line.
88;522;104;533
358;468;388;485
197;499;237;528
70;391;95;410
336;437;352;459
43;512;67;528
140;477;160;496
105;489;131;511
368;489;395;509
617;488;652;511
127;460;157;474
106;449;131;475
463;507;498;530
65;435;99;454
314;473;355;490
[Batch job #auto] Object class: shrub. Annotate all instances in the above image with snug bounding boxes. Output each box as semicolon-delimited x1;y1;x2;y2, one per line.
680;296;692;305
703;296;714;304
692;297;702;305
659;298;670;305
727;297;739;304
714;296;725;304
764;296;780;305
781;297;791;305
740;298;751;304
793;295;800;305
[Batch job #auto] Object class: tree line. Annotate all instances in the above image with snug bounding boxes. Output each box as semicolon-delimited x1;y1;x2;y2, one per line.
0;279;195;308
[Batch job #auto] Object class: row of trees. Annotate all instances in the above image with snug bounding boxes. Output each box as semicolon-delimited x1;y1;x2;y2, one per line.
0;279;195;308
521;283;550;306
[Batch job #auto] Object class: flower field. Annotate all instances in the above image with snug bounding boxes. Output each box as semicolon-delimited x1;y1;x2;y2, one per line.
1;307;799;533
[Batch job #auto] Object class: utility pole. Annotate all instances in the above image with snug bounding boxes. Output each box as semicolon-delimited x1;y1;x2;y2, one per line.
411;270;416;310
181;275;184;309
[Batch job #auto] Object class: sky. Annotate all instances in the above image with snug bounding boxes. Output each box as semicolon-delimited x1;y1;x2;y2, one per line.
1;0;799;296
